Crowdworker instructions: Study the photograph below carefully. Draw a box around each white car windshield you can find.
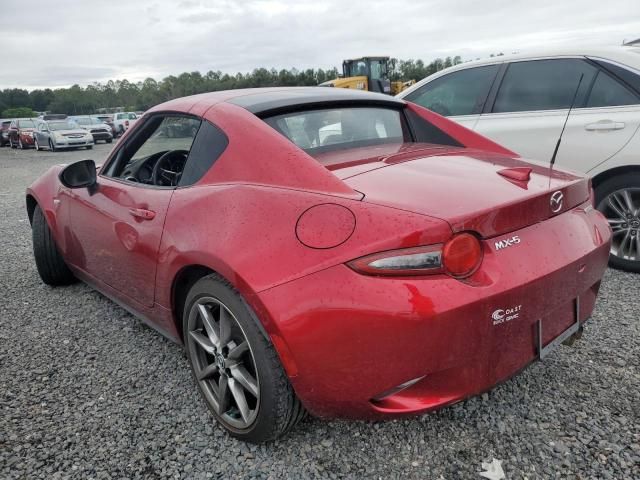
[49,121,76,131]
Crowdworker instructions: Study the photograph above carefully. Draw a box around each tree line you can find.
[0,56,462,118]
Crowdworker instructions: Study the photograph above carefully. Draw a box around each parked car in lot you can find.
[26,87,611,443]
[398,45,640,272]
[33,119,94,151]
[161,116,200,137]
[112,111,139,136]
[95,115,117,137]
[8,118,38,149]
[0,119,11,146]
[69,116,113,143]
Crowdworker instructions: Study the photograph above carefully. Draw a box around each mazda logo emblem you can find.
[550,191,564,213]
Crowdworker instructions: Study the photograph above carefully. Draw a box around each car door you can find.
[473,58,640,170]
[555,62,640,173]
[8,120,17,143]
[35,122,48,144]
[402,64,501,130]
[64,113,202,307]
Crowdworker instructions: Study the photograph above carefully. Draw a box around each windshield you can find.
[49,121,76,131]
[263,107,405,155]
[75,118,92,125]
[18,119,36,128]
[369,60,387,80]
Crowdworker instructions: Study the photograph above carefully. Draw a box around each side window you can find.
[586,71,640,108]
[493,59,597,113]
[179,121,229,187]
[103,115,201,186]
[404,65,500,117]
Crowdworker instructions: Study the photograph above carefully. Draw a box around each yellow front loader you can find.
[319,56,414,95]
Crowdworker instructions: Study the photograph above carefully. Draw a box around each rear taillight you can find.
[347,233,483,278]
[442,233,483,278]
[347,245,443,276]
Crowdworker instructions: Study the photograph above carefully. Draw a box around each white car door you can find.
[556,68,640,173]
[474,58,640,170]
[402,64,501,130]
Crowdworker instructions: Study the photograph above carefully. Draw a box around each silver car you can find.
[34,120,94,151]
[69,116,113,144]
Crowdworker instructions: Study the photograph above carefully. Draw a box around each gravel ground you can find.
[0,144,639,480]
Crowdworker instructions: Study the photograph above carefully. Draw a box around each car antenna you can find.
[550,73,584,169]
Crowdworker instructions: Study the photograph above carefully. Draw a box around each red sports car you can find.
[27,87,611,443]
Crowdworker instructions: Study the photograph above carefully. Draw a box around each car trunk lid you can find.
[328,145,590,238]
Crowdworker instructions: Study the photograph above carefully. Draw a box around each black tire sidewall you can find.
[31,205,75,285]
[595,172,640,273]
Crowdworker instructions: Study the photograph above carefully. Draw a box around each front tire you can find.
[595,173,640,273]
[48,139,56,152]
[183,274,305,443]
[32,205,76,285]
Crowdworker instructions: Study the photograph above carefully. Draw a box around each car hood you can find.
[332,145,590,238]
[52,129,90,135]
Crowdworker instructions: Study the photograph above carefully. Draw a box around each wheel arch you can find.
[170,264,270,340]
[170,263,297,375]
[591,165,640,193]
[171,264,216,342]
[26,194,38,225]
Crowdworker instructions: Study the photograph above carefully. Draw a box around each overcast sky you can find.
[1,0,639,90]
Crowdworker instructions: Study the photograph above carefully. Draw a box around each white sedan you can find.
[398,45,640,273]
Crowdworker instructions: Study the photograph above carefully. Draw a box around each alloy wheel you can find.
[598,188,640,262]
[186,296,260,430]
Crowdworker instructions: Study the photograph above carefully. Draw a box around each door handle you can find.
[128,208,156,220]
[585,120,625,131]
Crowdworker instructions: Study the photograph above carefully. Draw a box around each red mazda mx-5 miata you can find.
[27,87,611,442]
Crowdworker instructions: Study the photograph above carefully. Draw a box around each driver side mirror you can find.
[59,159,98,192]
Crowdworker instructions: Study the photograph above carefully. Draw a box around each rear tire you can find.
[183,274,305,443]
[595,173,640,273]
[32,205,76,286]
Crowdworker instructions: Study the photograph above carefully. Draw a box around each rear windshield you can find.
[263,107,406,154]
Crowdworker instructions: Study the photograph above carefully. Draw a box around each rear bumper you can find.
[255,204,611,419]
